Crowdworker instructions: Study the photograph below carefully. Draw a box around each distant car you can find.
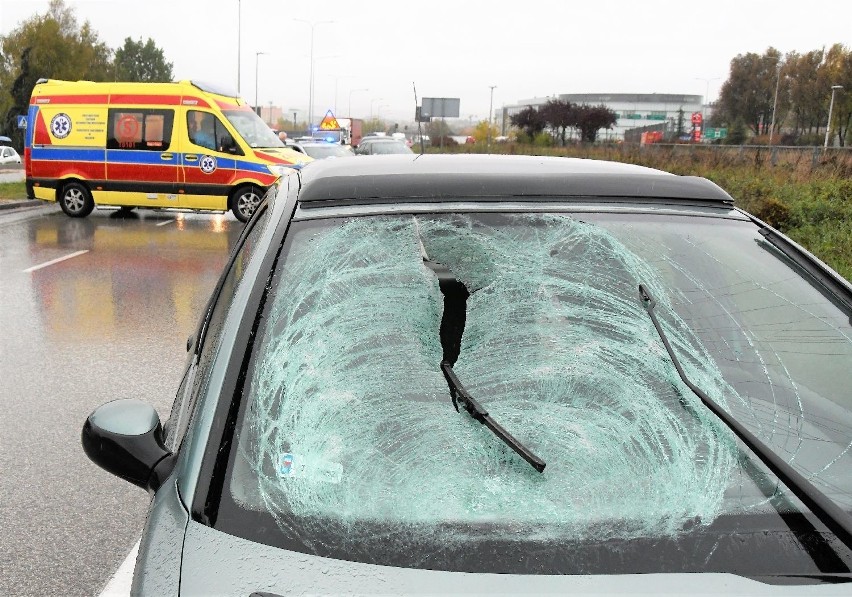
[83,154,852,594]
[0,146,21,165]
[286,141,355,160]
[354,137,414,155]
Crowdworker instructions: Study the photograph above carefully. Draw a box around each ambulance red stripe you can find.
[31,94,211,108]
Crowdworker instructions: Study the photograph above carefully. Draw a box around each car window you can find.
[163,205,271,450]
[213,210,852,576]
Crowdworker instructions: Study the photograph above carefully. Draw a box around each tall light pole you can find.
[348,88,368,117]
[236,0,241,94]
[768,61,783,147]
[254,51,267,114]
[293,19,335,130]
[487,85,497,152]
[824,85,844,149]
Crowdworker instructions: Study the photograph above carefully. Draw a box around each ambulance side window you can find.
[107,109,174,151]
[187,110,243,155]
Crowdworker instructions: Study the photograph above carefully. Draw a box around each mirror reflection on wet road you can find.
[0,204,242,596]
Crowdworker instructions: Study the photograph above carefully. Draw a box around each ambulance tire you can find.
[59,182,95,218]
[230,185,263,223]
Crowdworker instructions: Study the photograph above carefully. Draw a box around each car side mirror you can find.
[81,399,175,493]
[219,134,240,155]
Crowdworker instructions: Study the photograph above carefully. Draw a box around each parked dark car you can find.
[354,136,414,155]
[84,154,852,594]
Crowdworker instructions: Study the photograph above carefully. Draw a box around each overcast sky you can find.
[1,0,849,125]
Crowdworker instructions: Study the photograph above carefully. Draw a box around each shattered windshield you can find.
[215,211,852,576]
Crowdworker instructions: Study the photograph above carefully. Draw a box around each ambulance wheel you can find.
[230,186,263,222]
[59,182,94,218]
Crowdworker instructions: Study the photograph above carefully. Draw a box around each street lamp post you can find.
[348,88,368,117]
[254,51,268,114]
[824,85,844,149]
[487,85,497,152]
[769,61,783,147]
[293,19,335,129]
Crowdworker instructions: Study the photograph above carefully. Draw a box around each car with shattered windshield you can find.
[83,155,852,594]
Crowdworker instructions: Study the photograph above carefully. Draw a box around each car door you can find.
[179,110,238,211]
[105,108,179,206]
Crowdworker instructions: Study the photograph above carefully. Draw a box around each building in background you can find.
[501,93,707,141]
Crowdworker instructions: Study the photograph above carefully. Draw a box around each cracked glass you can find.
[214,210,852,575]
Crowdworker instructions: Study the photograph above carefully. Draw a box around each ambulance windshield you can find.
[224,110,285,149]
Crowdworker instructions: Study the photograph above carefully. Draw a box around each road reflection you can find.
[27,211,241,341]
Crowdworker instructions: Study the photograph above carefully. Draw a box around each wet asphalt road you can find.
[0,203,242,596]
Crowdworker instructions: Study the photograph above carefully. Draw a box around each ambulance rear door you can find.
[179,109,237,211]
[105,106,179,207]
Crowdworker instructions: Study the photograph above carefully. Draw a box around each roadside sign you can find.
[703,127,728,139]
[17,115,27,129]
[319,110,340,130]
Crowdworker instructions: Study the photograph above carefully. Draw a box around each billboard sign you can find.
[421,97,460,119]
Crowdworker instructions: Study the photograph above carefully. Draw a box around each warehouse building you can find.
[501,93,706,141]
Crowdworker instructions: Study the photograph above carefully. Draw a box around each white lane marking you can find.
[99,539,139,597]
[22,249,89,273]
[156,218,175,227]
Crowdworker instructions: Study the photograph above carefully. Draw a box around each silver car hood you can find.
[178,521,850,596]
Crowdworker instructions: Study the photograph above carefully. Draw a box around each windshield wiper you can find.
[441,361,546,473]
[639,284,852,550]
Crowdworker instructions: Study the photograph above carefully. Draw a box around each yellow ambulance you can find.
[24,79,311,221]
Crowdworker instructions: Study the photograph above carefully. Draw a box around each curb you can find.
[0,199,43,211]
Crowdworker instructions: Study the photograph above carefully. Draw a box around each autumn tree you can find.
[0,0,112,143]
[540,99,577,145]
[575,104,617,143]
[821,43,852,147]
[473,119,498,144]
[114,37,174,82]
[510,106,546,140]
[715,48,783,135]
[786,49,826,137]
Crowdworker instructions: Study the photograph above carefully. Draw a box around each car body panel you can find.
[178,522,852,595]
[130,480,186,595]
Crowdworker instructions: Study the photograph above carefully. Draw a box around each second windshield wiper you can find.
[639,283,852,551]
[441,361,546,473]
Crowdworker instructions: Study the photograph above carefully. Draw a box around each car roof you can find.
[295,154,735,207]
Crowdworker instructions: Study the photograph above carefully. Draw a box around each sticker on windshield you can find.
[278,453,342,484]
[50,113,72,139]
[199,155,217,174]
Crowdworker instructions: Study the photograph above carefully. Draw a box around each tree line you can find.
[0,0,173,148]
[510,100,618,144]
[713,44,851,146]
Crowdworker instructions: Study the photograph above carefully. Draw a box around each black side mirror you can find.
[219,134,240,155]
[82,399,175,493]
